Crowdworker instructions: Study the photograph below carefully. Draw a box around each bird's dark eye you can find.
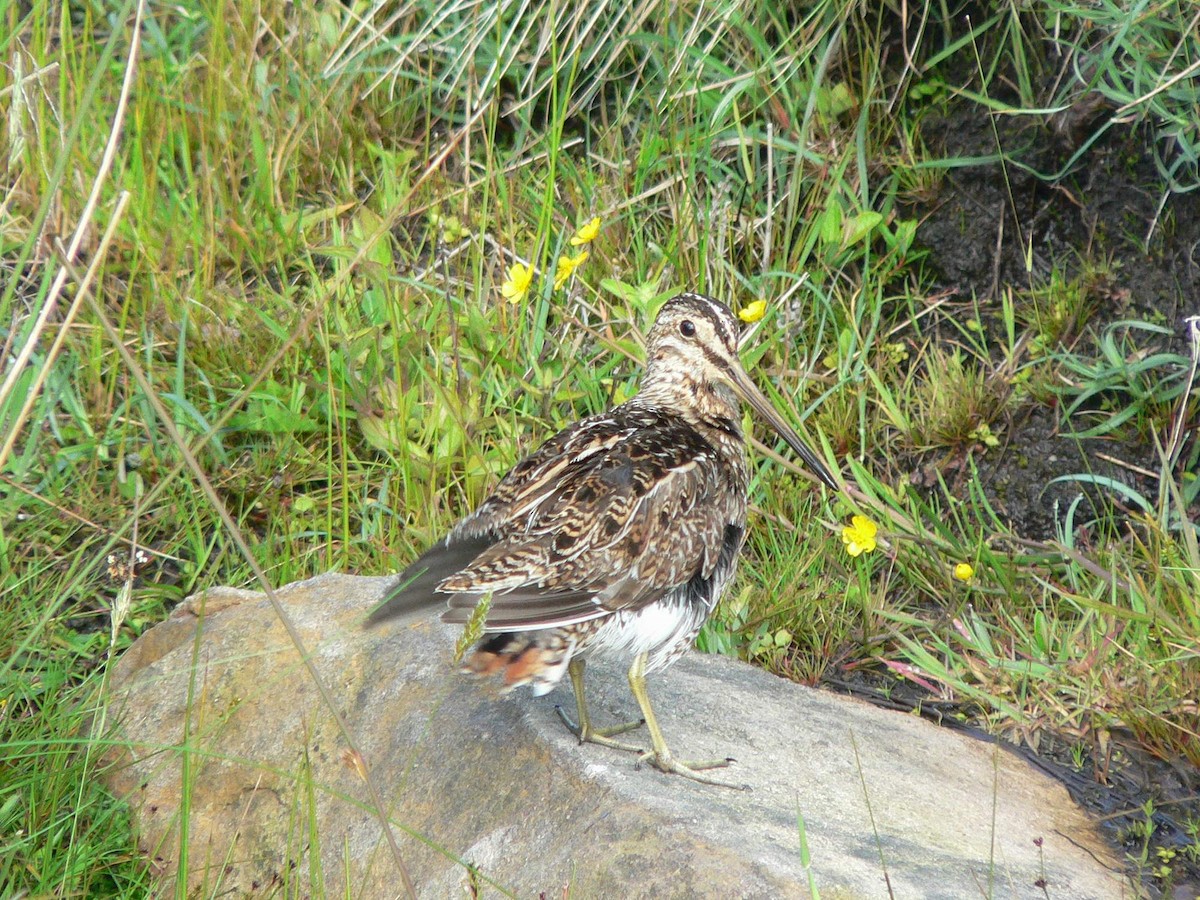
[679,319,696,337]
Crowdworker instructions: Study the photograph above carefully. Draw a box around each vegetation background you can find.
[1,0,1197,894]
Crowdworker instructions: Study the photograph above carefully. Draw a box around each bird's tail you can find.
[461,631,576,696]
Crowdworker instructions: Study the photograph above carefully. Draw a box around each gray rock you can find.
[104,573,1131,897]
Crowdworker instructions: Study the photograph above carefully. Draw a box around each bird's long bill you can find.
[727,364,839,491]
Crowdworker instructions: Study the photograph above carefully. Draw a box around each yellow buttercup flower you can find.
[554,251,588,290]
[738,300,767,323]
[841,515,878,557]
[953,562,975,582]
[570,217,601,246]
[500,261,534,303]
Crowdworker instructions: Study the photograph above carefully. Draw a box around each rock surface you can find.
[104,573,1131,897]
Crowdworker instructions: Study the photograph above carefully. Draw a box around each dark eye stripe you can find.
[675,292,735,348]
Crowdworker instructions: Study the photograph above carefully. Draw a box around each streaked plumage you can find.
[372,292,837,785]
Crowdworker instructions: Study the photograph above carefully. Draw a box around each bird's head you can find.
[641,292,838,491]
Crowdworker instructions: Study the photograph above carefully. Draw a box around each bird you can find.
[371,292,838,786]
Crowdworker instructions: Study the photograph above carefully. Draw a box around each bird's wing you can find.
[368,411,643,624]
[371,405,741,632]
[440,411,738,631]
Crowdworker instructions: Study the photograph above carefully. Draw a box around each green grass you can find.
[2,0,1198,894]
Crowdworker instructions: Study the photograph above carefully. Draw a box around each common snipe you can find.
[372,292,837,786]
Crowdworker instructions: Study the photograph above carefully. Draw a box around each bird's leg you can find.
[627,652,747,789]
[555,657,645,751]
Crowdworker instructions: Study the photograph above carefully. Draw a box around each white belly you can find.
[584,594,708,672]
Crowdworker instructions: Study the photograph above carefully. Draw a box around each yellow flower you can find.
[500,261,533,303]
[570,217,601,246]
[553,250,588,290]
[738,300,767,323]
[953,562,975,582]
[841,515,878,558]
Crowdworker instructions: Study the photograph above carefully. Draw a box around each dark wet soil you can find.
[915,97,1199,329]
[913,98,1198,541]
[875,58,1200,896]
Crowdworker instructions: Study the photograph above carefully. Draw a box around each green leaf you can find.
[842,211,883,245]
[817,203,843,246]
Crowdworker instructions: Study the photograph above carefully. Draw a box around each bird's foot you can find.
[637,749,749,790]
[555,706,646,753]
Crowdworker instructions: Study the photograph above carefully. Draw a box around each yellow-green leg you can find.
[627,652,747,789]
[555,658,644,751]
